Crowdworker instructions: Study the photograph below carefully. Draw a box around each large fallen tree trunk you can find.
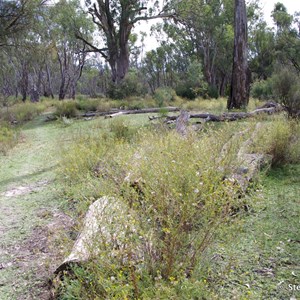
[54,196,143,275]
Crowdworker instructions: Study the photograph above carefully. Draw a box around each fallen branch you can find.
[80,107,180,119]
[163,101,284,123]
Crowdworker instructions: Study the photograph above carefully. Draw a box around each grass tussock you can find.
[0,123,19,155]
[251,117,300,166]
[1,102,46,124]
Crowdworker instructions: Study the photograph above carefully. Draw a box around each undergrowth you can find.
[0,122,19,155]
[56,115,300,299]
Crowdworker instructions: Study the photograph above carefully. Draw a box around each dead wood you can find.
[80,107,180,119]
[176,110,190,136]
[54,196,143,275]
[162,102,284,123]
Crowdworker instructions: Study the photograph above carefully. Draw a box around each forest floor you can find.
[0,114,73,300]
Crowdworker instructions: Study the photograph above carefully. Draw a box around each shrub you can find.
[109,118,132,141]
[176,61,208,100]
[107,71,147,99]
[57,122,255,298]
[271,67,300,118]
[1,102,45,124]
[75,98,101,112]
[251,78,273,100]
[251,117,300,166]
[54,101,78,118]
[153,87,177,107]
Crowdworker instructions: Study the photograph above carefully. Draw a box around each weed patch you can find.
[0,123,19,154]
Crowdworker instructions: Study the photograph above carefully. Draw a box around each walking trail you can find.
[0,115,73,300]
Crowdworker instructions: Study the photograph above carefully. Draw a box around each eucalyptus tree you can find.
[271,3,300,73]
[0,0,37,47]
[76,0,174,84]
[160,0,235,97]
[47,0,94,99]
[249,21,275,80]
[227,0,249,109]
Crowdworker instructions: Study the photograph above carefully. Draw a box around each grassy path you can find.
[208,165,300,299]
[0,115,70,300]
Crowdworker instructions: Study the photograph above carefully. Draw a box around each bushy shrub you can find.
[153,87,177,107]
[109,118,133,141]
[75,98,101,112]
[176,61,208,100]
[107,71,147,99]
[251,78,273,100]
[251,117,300,166]
[54,101,78,118]
[272,67,300,118]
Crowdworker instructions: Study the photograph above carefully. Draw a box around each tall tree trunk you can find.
[227,0,249,109]
[20,63,28,102]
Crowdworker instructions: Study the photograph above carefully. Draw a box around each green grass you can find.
[200,165,300,299]
[0,114,72,299]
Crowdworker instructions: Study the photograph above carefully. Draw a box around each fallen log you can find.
[80,107,180,119]
[163,102,284,123]
[54,196,143,275]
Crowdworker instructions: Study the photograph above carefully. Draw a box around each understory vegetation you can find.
[0,95,299,298]
[54,107,299,299]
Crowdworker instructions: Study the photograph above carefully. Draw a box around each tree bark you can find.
[20,62,29,102]
[227,0,249,109]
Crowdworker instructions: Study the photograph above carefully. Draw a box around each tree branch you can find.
[75,33,108,59]
[131,12,175,24]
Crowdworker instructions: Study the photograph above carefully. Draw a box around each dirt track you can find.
[0,115,72,300]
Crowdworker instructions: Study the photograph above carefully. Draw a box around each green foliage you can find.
[153,87,176,107]
[109,118,134,141]
[57,121,258,299]
[54,101,78,118]
[182,97,226,113]
[1,102,45,124]
[75,98,101,112]
[176,61,208,99]
[251,117,300,166]
[251,78,273,100]
[0,123,18,155]
[271,67,300,118]
[107,71,147,100]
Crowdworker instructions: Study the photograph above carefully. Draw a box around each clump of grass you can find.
[0,123,19,154]
[108,118,133,141]
[183,98,227,113]
[76,98,103,112]
[1,102,46,124]
[54,101,78,118]
[182,97,264,113]
[251,117,300,166]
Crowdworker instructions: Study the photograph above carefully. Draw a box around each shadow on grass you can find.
[0,165,57,188]
[22,113,57,131]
